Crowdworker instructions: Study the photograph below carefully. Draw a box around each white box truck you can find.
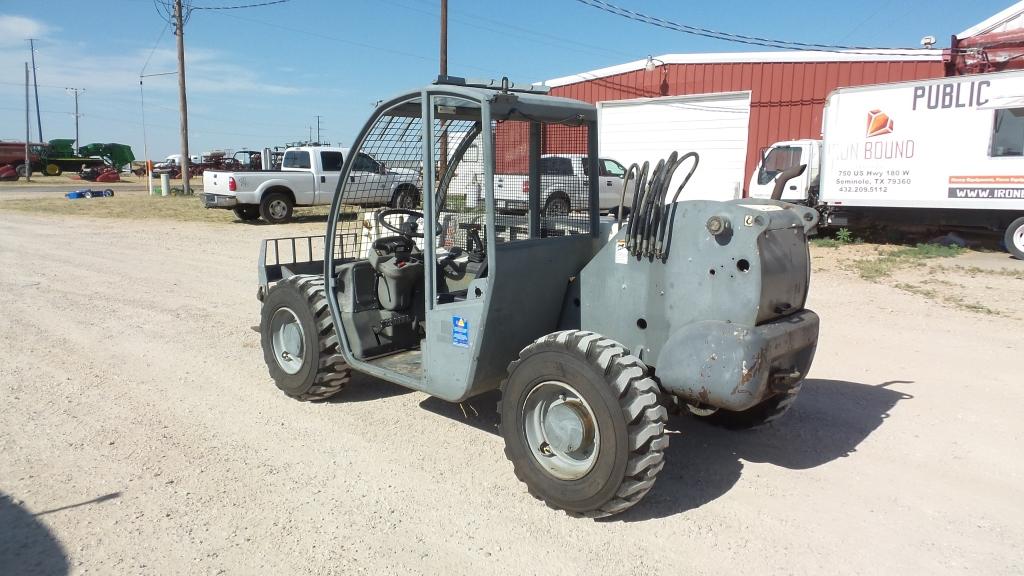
[749,70,1024,259]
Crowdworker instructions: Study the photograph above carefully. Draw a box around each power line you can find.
[140,21,171,76]
[572,0,959,55]
[192,0,291,9]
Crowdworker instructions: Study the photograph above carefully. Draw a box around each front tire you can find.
[233,205,260,221]
[259,191,293,224]
[500,330,668,518]
[260,275,350,401]
[1006,217,1024,260]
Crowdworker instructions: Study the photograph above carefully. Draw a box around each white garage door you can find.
[598,91,751,202]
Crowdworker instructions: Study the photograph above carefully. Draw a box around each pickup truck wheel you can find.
[500,330,669,518]
[260,275,350,401]
[1006,217,1024,260]
[260,192,293,224]
[233,205,260,221]
[391,186,418,209]
[543,195,570,217]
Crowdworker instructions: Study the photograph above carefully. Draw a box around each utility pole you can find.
[29,39,42,143]
[24,63,31,182]
[174,0,192,195]
[438,0,448,179]
[66,87,84,155]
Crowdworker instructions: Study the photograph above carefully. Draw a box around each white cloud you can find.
[0,15,52,47]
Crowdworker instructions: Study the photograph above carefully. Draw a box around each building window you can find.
[990,108,1024,157]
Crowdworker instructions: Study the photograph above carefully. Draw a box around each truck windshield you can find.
[283,151,311,169]
[758,146,802,185]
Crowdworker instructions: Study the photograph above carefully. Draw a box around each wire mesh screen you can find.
[334,106,430,258]
[539,123,591,236]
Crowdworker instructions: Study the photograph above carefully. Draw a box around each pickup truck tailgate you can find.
[203,171,234,194]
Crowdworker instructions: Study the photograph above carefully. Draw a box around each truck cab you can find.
[748,139,820,203]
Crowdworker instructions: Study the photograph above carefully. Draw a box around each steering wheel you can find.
[375,208,440,238]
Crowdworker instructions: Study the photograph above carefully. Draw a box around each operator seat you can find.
[368,236,424,311]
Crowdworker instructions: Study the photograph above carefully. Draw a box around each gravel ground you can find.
[1,212,1022,576]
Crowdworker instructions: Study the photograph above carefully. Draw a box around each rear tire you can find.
[391,185,419,209]
[233,205,260,221]
[259,191,293,224]
[500,330,668,518]
[1006,217,1024,260]
[543,194,570,217]
[45,164,62,176]
[260,275,350,401]
[693,382,802,430]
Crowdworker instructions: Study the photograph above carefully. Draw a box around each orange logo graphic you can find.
[866,109,894,137]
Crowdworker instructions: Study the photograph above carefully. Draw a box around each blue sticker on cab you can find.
[452,316,470,348]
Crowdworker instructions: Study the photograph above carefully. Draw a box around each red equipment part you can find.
[0,164,18,181]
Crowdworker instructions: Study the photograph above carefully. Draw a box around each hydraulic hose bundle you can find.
[616,151,699,263]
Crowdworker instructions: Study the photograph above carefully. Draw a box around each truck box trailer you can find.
[749,70,1024,258]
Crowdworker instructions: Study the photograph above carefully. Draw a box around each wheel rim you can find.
[522,380,600,480]
[1014,224,1024,252]
[546,198,569,216]
[269,199,288,220]
[270,307,305,375]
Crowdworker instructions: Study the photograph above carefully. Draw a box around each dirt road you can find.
[1,212,1022,575]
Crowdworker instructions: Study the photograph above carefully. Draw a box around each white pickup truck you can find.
[202,146,421,224]
[493,154,634,215]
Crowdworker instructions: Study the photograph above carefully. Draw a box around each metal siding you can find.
[550,59,945,191]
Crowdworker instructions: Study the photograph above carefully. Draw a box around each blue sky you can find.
[0,0,1009,160]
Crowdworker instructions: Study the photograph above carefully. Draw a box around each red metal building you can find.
[545,51,945,194]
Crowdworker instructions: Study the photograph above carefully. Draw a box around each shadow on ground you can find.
[321,372,912,521]
[0,491,70,576]
[615,379,913,521]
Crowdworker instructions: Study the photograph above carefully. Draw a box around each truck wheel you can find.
[260,274,350,401]
[391,185,418,209]
[15,164,29,178]
[260,192,293,224]
[233,205,260,221]
[1006,217,1024,260]
[543,194,570,217]
[500,330,669,518]
[692,382,802,430]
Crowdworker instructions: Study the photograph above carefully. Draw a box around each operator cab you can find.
[323,77,601,401]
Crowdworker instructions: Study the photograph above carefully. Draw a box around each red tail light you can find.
[521,180,529,195]
[228,177,237,191]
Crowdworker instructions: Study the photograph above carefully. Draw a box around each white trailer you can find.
[749,70,1024,258]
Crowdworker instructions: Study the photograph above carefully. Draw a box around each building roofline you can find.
[958,1,1024,38]
[543,50,943,88]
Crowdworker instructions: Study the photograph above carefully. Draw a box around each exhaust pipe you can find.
[770,164,807,201]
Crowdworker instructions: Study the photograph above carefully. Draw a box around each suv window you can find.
[320,151,343,171]
[990,108,1024,157]
[600,159,625,177]
[758,146,802,185]
[353,153,379,173]
[283,150,311,169]
[539,156,574,176]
